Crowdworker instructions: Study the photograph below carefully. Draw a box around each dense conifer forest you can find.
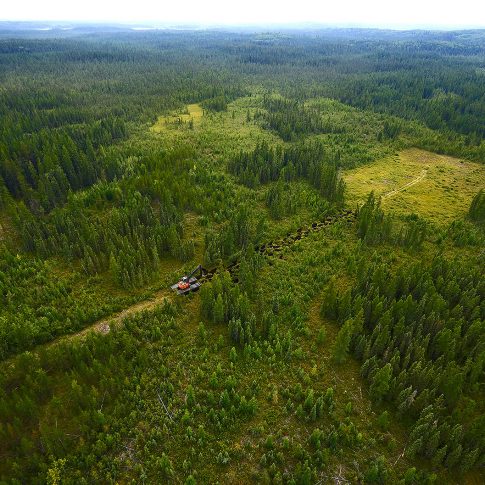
[0,24,484,484]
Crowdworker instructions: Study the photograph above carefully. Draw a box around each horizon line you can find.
[1,20,485,32]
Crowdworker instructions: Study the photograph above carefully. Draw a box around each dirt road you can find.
[382,169,428,199]
[72,289,174,338]
[2,209,356,363]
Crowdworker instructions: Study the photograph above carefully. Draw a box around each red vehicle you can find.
[171,265,205,295]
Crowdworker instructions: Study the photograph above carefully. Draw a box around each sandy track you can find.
[382,169,428,199]
[0,291,175,370]
[71,289,173,339]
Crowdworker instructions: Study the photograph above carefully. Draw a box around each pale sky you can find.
[1,0,485,29]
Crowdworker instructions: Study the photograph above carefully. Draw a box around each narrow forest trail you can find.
[67,209,356,342]
[2,209,356,365]
[0,291,176,370]
[71,289,174,338]
[382,169,428,199]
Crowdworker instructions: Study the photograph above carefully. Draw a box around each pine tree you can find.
[459,448,479,474]
[186,385,196,409]
[361,356,378,379]
[157,453,174,478]
[424,430,440,458]
[397,386,416,416]
[303,389,314,412]
[200,283,214,320]
[151,241,160,269]
[109,252,120,283]
[332,318,353,364]
[406,437,423,459]
[439,362,464,408]
[320,281,337,319]
[468,189,485,224]
[213,294,225,324]
[369,363,392,403]
[444,444,462,468]
[316,327,326,346]
[431,445,447,466]
[403,467,417,484]
[377,411,390,430]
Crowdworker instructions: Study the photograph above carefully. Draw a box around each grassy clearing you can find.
[148,95,284,157]
[344,148,485,224]
[151,103,204,133]
[147,93,393,169]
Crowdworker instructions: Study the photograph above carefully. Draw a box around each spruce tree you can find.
[213,294,225,325]
[332,318,353,364]
[468,189,485,224]
[369,363,392,403]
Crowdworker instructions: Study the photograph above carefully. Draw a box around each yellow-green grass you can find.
[0,211,21,247]
[0,216,10,242]
[151,103,204,133]
[147,95,282,155]
[345,148,485,225]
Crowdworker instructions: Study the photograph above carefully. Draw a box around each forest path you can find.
[382,169,428,199]
[2,209,356,364]
[69,289,174,340]
[0,289,176,370]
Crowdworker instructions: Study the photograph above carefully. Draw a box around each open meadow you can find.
[345,148,485,224]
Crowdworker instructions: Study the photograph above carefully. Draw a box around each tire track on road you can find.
[382,169,428,199]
